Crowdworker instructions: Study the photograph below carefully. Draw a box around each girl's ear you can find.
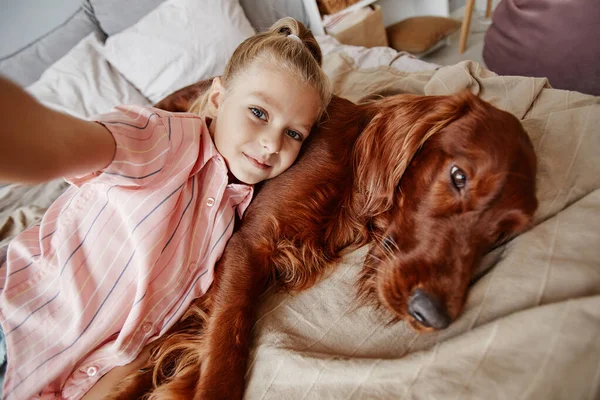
[206,77,225,118]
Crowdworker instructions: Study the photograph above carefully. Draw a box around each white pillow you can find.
[103,0,256,104]
[27,33,150,119]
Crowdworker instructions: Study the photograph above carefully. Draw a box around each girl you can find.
[0,18,331,399]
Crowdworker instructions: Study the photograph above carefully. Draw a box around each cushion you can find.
[386,16,461,56]
[85,0,165,36]
[483,0,600,96]
[325,5,388,49]
[103,0,256,104]
[0,7,105,86]
[27,33,149,119]
[87,0,312,36]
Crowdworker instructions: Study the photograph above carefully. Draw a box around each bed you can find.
[1,1,599,399]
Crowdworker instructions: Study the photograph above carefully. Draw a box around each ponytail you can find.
[189,17,331,119]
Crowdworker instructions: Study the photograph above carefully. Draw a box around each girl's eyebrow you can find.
[249,91,277,109]
[249,91,312,132]
[297,122,312,132]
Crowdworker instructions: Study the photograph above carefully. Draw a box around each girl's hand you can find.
[0,76,116,184]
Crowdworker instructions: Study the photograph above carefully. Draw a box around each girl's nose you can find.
[259,130,283,154]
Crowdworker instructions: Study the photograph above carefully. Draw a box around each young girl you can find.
[0,18,331,399]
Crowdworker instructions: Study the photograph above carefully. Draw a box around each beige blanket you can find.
[1,54,598,400]
[243,55,600,399]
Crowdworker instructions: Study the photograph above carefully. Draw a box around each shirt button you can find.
[206,197,215,207]
[142,322,152,333]
[87,366,98,377]
[188,262,197,272]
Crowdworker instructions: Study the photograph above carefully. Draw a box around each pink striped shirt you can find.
[0,105,253,399]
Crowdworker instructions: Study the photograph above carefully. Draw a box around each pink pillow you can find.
[483,0,600,96]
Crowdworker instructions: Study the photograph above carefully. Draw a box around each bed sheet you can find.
[242,54,600,400]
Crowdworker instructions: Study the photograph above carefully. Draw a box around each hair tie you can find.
[287,34,302,43]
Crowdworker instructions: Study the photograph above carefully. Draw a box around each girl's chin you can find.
[229,168,262,185]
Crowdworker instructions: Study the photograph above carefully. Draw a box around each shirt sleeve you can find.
[66,105,204,188]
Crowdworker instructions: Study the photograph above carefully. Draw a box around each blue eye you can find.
[250,107,266,120]
[286,130,303,141]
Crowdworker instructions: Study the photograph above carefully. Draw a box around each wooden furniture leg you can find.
[459,0,476,54]
[486,0,493,18]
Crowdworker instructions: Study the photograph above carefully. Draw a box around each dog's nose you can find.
[408,289,451,330]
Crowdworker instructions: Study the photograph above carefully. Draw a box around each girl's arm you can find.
[0,76,116,184]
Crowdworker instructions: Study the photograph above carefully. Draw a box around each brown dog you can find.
[108,83,538,399]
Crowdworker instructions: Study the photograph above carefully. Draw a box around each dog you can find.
[108,82,538,399]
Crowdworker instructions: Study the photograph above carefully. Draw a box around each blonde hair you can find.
[189,17,331,120]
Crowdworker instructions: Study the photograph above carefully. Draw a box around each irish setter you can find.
[108,82,538,399]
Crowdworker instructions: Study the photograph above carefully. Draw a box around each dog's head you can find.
[355,91,538,331]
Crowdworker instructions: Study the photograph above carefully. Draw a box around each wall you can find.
[450,0,465,11]
[450,0,502,16]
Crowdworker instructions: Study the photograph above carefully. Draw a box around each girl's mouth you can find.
[244,153,271,170]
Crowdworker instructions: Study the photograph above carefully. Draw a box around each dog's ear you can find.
[353,91,474,219]
[154,78,215,112]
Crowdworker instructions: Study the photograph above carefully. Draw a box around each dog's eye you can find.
[494,231,511,247]
[450,166,467,189]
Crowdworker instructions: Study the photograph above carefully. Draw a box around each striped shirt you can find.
[0,105,253,399]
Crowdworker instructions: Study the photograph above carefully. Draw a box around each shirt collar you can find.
[194,117,254,217]
[190,117,221,176]
[229,184,254,218]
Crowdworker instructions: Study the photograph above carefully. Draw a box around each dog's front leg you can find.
[194,235,271,400]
